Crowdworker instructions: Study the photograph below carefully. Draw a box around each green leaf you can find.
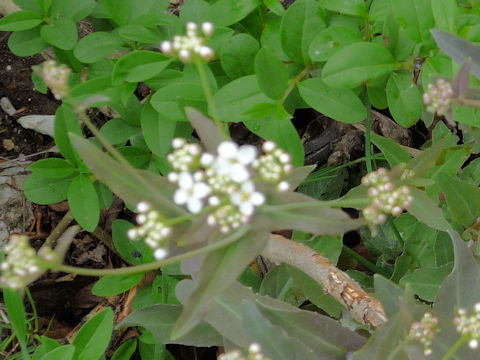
[14,0,42,13]
[116,146,151,168]
[408,187,451,231]
[208,0,261,27]
[399,265,452,302]
[391,0,434,45]
[244,103,304,166]
[373,275,402,318]
[112,50,171,84]
[435,230,480,317]
[111,339,136,360]
[369,0,391,22]
[431,29,480,80]
[54,104,82,165]
[67,174,100,232]
[40,17,77,50]
[255,191,365,234]
[118,304,222,346]
[289,265,343,318]
[74,32,124,64]
[261,13,289,61]
[322,42,396,89]
[407,137,451,178]
[214,75,272,123]
[185,107,223,153]
[263,0,284,15]
[309,26,362,62]
[99,0,131,26]
[220,34,259,79]
[8,27,48,56]
[151,83,205,122]
[118,24,163,43]
[141,102,176,157]
[386,72,422,128]
[370,134,411,167]
[24,173,71,205]
[240,301,322,360]
[29,158,78,179]
[50,0,96,22]
[100,118,140,146]
[3,289,29,358]
[431,0,457,32]
[40,345,75,360]
[112,219,155,265]
[255,47,289,100]
[71,134,184,218]
[438,172,480,228]
[298,78,366,124]
[280,0,326,64]
[0,10,43,31]
[323,0,366,17]
[92,273,145,296]
[172,231,269,339]
[72,307,113,360]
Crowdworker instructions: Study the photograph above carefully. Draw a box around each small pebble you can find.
[2,139,15,151]
[0,97,17,116]
[6,65,11,71]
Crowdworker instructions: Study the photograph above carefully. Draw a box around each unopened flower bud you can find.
[201,22,214,37]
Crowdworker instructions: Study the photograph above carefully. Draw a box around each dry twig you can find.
[262,234,387,328]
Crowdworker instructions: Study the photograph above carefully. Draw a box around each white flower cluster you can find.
[160,22,215,63]
[0,235,57,289]
[423,78,455,116]
[408,312,439,356]
[34,60,71,100]
[167,139,293,234]
[252,141,293,192]
[361,168,413,226]
[127,202,171,260]
[454,303,480,350]
[219,343,270,360]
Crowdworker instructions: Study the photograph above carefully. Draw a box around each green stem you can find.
[279,66,311,104]
[39,226,249,277]
[24,288,38,334]
[365,98,373,173]
[342,245,389,276]
[442,335,469,360]
[43,211,74,248]
[194,58,226,138]
[262,197,369,212]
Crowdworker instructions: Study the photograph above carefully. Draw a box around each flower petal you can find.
[239,202,254,216]
[217,141,237,159]
[230,164,249,183]
[173,189,188,205]
[193,182,211,198]
[187,198,203,213]
[250,192,265,206]
[178,172,193,189]
[237,145,257,165]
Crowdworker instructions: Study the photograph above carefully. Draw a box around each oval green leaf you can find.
[280,0,326,64]
[40,17,78,50]
[386,72,422,128]
[322,42,396,89]
[92,273,145,296]
[255,47,289,100]
[220,33,259,79]
[67,174,100,232]
[0,10,43,31]
[309,26,362,62]
[74,32,124,63]
[298,78,366,124]
[72,307,113,360]
[112,50,172,84]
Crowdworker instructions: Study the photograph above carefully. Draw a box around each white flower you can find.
[173,172,211,213]
[154,248,168,260]
[214,141,257,183]
[201,22,214,37]
[230,181,265,216]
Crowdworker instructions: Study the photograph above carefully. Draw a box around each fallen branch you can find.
[261,234,387,329]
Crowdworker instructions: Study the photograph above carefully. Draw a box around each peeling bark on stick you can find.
[262,234,387,329]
